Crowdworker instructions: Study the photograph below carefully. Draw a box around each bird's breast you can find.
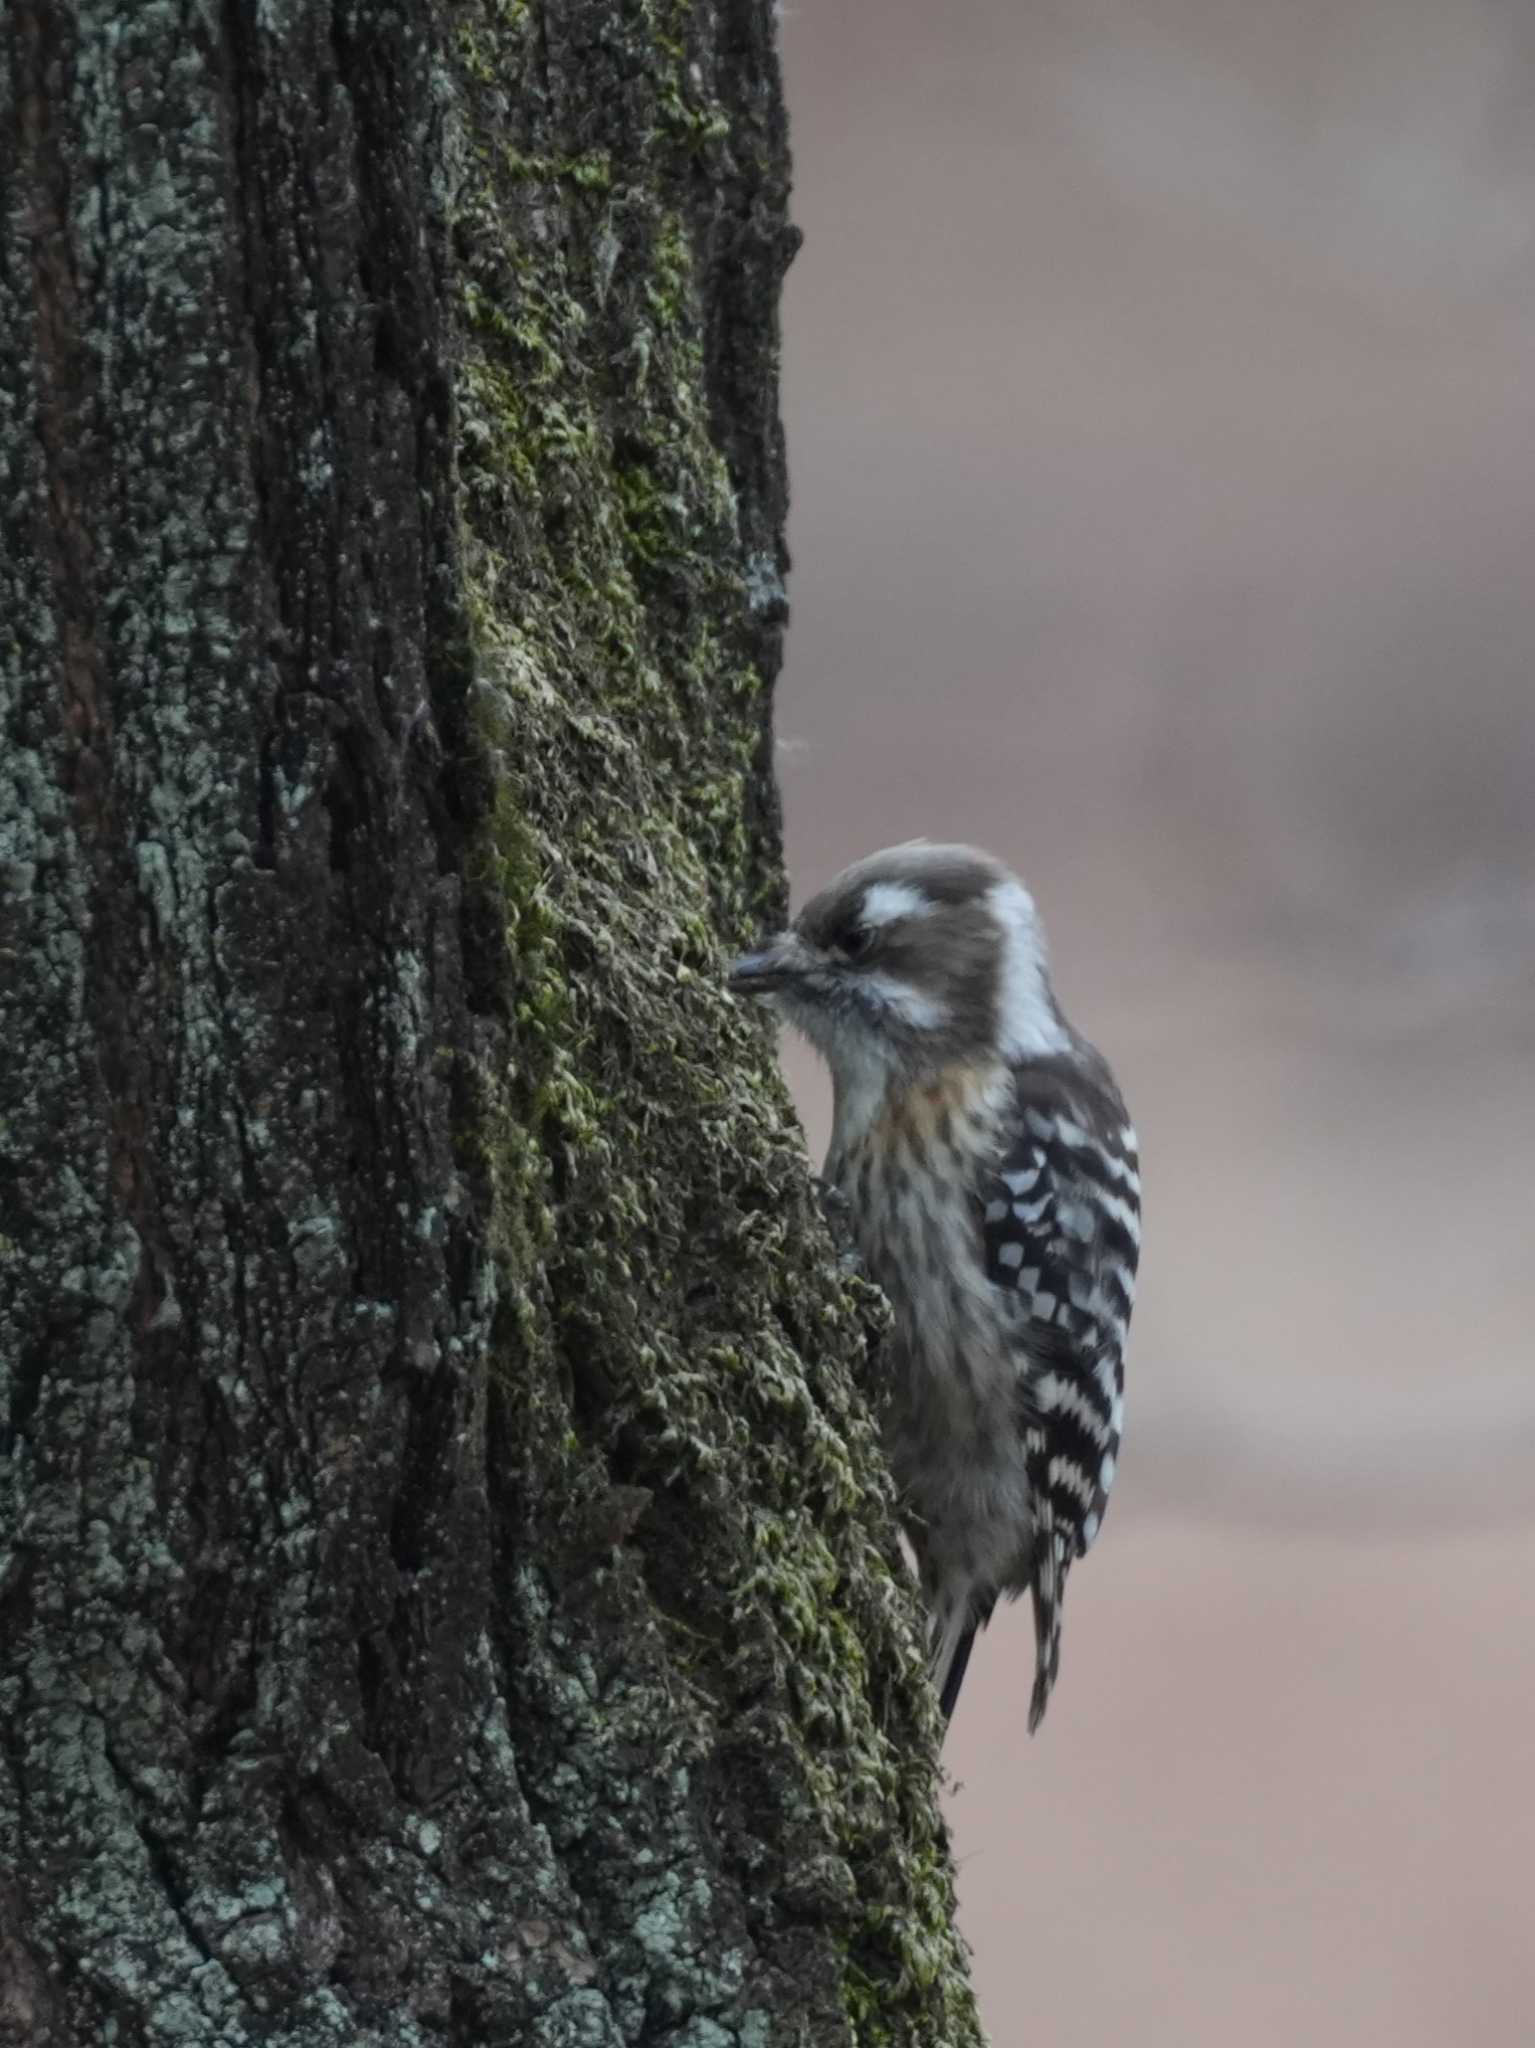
[830,1060,1015,1415]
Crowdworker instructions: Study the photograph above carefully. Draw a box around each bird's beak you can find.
[727,930,808,996]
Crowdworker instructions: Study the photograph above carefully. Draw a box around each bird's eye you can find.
[837,922,873,961]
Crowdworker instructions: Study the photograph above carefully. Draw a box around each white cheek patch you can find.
[987,877,1071,1059]
[861,972,950,1031]
[859,880,932,928]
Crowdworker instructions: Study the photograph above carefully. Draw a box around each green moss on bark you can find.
[448,5,984,2042]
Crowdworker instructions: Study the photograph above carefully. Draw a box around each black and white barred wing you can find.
[977,1061,1141,1724]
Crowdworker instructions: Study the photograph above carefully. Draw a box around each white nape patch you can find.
[862,972,949,1031]
[988,879,1071,1059]
[860,880,931,928]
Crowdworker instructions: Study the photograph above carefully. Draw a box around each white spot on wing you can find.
[1047,1457,1096,1505]
[1002,1165,1040,1195]
[1038,1372,1111,1439]
[995,1240,1025,1270]
[860,880,931,928]
[1096,1189,1141,1242]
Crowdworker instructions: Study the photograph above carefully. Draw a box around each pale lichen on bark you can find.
[0,3,985,2044]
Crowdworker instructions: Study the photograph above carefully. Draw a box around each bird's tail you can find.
[931,1590,994,1727]
[936,1618,977,1723]
[1028,1528,1071,1732]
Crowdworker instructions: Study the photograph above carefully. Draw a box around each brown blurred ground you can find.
[776,4,1535,2042]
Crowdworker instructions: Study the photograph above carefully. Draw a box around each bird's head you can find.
[729,843,1068,1093]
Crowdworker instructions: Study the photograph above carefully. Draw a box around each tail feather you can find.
[937,1620,978,1722]
[929,1525,1076,1734]
[1028,1530,1070,1732]
[930,1590,995,1728]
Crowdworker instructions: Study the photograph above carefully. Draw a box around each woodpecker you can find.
[729,843,1140,1731]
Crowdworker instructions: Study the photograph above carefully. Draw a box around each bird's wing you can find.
[974,1057,1141,1725]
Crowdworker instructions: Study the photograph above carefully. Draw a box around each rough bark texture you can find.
[0,5,984,2045]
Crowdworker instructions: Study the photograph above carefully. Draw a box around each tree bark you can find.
[0,5,984,2044]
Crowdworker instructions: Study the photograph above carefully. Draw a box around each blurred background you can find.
[775,4,1535,2043]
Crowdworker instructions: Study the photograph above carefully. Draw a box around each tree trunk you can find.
[0,4,983,2044]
